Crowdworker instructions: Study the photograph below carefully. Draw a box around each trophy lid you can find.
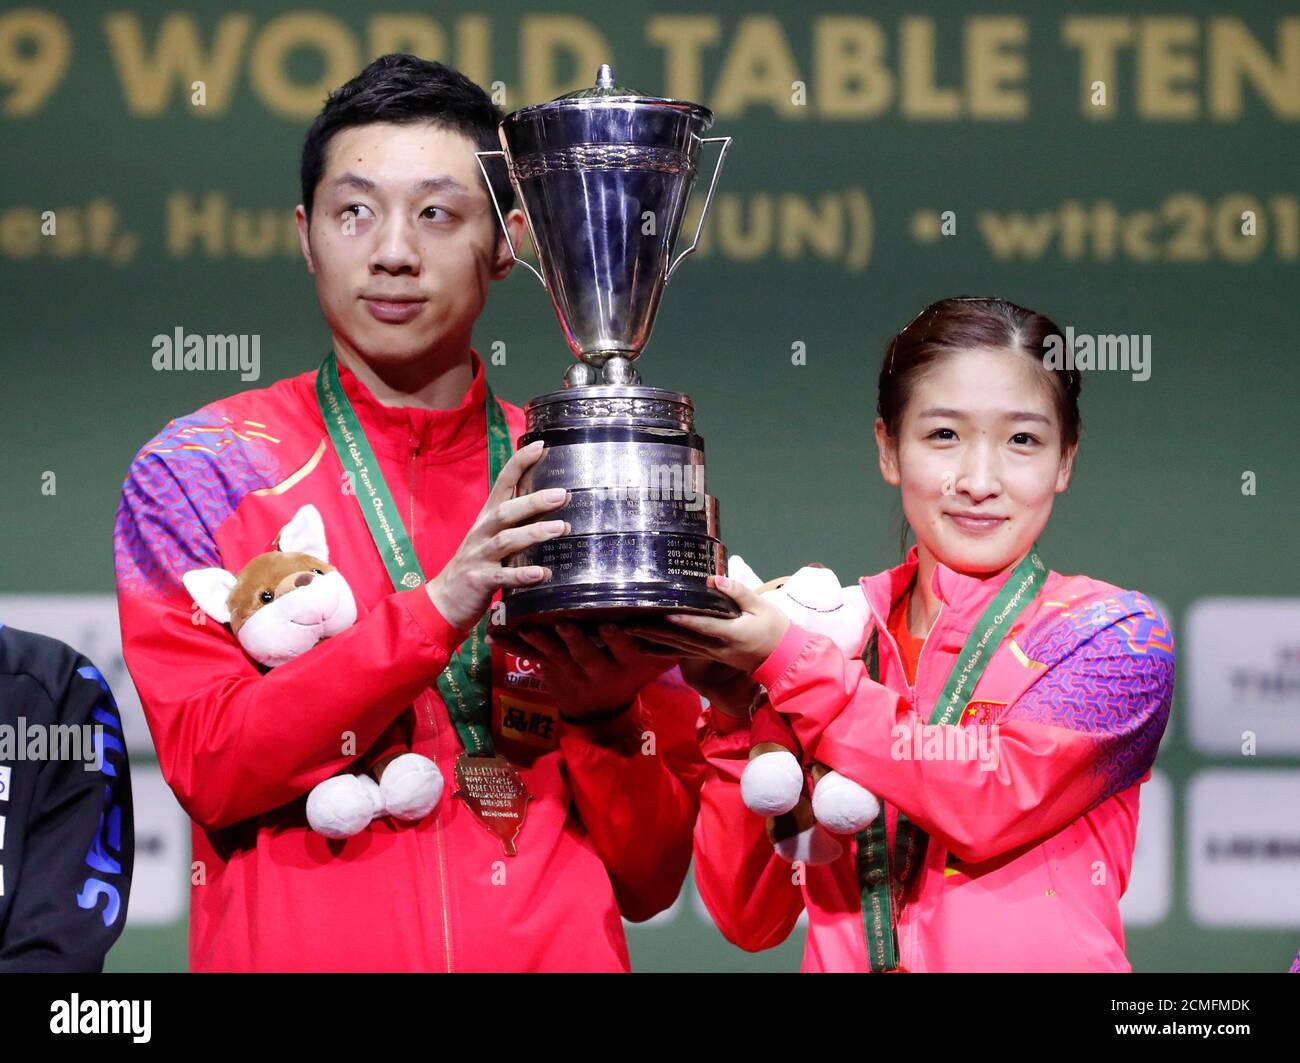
[553,64,645,100]
[507,64,713,125]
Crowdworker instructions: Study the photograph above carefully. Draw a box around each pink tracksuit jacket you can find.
[694,545,1175,972]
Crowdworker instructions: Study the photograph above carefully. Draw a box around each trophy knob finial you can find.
[564,362,599,388]
[595,64,614,88]
[601,356,640,386]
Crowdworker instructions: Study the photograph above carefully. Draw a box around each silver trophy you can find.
[477,65,736,628]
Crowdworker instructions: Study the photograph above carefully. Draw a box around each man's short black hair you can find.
[300,53,514,220]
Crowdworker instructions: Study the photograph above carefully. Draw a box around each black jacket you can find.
[0,622,133,971]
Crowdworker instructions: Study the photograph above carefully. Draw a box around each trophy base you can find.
[500,383,738,635]
[494,583,739,631]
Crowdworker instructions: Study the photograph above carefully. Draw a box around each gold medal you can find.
[453,753,531,856]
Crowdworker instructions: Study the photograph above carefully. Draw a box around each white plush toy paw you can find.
[740,750,804,816]
[306,773,385,839]
[304,755,445,838]
[728,553,882,839]
[379,753,444,821]
[810,770,881,835]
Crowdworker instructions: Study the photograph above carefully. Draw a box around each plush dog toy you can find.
[182,503,443,839]
[728,556,881,864]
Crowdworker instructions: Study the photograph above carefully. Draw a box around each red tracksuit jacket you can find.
[112,349,707,971]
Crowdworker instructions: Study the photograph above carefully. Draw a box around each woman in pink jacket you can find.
[629,295,1175,973]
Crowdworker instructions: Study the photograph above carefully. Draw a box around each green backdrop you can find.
[2,0,1297,972]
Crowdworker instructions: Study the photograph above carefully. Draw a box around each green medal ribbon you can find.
[855,546,1047,972]
[315,351,513,758]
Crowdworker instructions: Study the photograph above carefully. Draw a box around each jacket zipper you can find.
[870,587,943,705]
[909,600,943,705]
[409,428,454,974]
[419,690,455,973]
[865,584,944,970]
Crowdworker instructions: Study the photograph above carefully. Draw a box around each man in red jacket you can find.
[112,54,706,972]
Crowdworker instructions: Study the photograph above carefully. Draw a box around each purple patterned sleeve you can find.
[113,411,280,597]
[1006,591,1176,809]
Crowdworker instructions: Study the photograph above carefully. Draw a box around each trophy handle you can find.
[666,135,732,283]
[475,150,548,290]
